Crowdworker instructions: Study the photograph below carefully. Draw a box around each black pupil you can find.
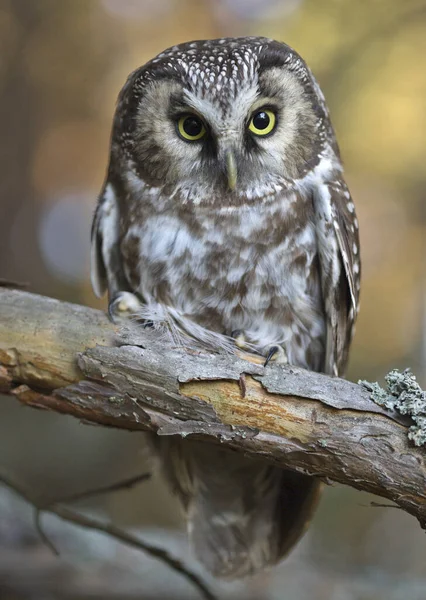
[183,116,203,137]
[252,111,270,130]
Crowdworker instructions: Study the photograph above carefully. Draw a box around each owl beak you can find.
[225,149,237,190]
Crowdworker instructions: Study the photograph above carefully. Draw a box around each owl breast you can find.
[121,189,326,371]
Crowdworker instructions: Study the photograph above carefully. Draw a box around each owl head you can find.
[110,37,336,206]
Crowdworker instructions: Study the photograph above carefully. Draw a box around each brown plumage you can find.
[91,37,360,578]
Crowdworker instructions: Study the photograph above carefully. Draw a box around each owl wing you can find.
[91,183,129,299]
[313,174,360,376]
[90,199,108,298]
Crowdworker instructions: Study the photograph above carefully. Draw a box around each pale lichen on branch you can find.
[360,368,426,446]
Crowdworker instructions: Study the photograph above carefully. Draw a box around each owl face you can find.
[113,38,331,206]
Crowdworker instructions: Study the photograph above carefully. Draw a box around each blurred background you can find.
[1,0,426,598]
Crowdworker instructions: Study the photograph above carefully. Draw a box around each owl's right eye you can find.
[177,115,206,141]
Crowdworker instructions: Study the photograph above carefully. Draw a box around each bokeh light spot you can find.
[38,193,92,284]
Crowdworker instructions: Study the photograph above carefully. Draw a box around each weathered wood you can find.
[0,288,425,528]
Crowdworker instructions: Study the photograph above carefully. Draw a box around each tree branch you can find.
[1,288,425,530]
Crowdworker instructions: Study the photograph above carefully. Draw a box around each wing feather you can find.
[90,201,107,298]
[90,183,124,299]
[314,174,361,376]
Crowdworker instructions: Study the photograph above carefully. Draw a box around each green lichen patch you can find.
[359,369,426,447]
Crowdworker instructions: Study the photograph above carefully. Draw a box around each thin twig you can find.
[0,472,217,600]
[44,506,216,600]
[34,507,60,555]
[35,472,152,560]
[0,277,29,289]
[43,472,151,506]
[370,501,403,510]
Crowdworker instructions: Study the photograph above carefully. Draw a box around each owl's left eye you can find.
[177,115,207,141]
[248,109,277,136]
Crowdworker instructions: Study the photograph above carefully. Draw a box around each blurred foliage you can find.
[0,0,426,598]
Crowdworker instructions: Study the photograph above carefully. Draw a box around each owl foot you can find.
[108,292,143,323]
[263,345,288,367]
[231,329,248,349]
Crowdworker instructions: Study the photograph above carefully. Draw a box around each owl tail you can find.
[153,438,321,579]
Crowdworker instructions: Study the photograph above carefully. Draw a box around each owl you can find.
[91,37,360,579]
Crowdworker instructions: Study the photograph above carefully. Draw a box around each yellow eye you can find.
[248,109,277,136]
[177,115,206,141]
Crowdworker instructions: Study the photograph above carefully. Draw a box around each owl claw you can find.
[264,345,288,367]
[108,292,142,323]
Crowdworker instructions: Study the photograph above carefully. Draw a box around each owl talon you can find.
[264,345,287,367]
[108,292,142,323]
[108,303,119,323]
